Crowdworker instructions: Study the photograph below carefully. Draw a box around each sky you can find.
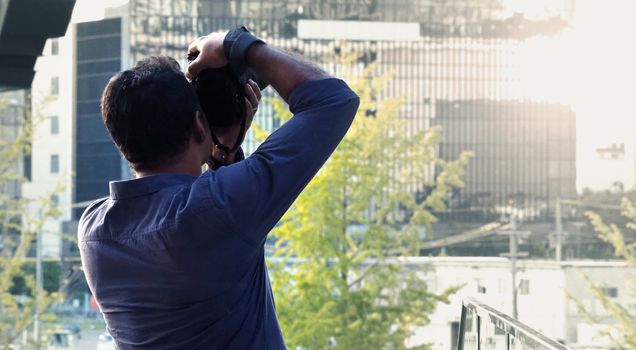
[502,0,636,190]
[71,0,636,191]
[562,0,636,190]
[71,0,127,23]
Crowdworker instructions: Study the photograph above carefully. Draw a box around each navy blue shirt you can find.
[78,78,359,350]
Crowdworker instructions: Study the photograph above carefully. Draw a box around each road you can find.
[76,330,103,350]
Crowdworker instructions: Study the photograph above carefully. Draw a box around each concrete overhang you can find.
[0,0,76,91]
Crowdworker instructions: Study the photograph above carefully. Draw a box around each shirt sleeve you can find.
[209,78,360,246]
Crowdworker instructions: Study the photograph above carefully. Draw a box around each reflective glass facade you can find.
[435,100,576,222]
[74,18,123,219]
[73,1,577,224]
[127,0,574,67]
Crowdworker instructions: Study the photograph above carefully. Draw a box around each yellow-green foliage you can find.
[263,52,471,349]
[583,199,636,349]
[0,98,64,349]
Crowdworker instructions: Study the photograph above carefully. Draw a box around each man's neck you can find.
[133,133,209,178]
[135,167,201,178]
[135,156,203,178]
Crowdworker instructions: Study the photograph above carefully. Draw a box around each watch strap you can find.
[223,26,264,81]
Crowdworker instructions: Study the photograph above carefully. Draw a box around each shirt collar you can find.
[109,173,197,200]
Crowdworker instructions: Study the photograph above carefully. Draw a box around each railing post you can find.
[477,315,481,350]
[461,298,571,350]
[506,333,511,350]
[457,304,467,350]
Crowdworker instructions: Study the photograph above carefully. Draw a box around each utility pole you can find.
[510,216,519,320]
[572,222,585,259]
[498,214,530,320]
[554,198,563,262]
[34,229,42,343]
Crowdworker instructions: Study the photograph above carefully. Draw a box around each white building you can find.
[23,32,76,259]
[404,257,634,349]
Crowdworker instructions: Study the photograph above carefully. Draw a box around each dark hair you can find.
[101,56,200,170]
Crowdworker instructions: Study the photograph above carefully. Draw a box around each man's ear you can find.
[192,111,209,143]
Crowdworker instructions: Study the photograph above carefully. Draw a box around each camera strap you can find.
[209,115,247,166]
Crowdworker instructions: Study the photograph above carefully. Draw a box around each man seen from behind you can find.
[78,28,360,349]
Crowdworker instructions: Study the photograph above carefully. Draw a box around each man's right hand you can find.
[188,27,328,102]
[186,32,228,80]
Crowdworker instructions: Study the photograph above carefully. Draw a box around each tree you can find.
[580,198,636,349]
[261,53,472,349]
[0,94,64,349]
[565,189,636,260]
[9,261,63,296]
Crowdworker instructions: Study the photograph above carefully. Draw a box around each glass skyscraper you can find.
[72,0,577,227]
[74,18,124,220]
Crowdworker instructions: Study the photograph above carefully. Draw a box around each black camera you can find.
[187,53,267,128]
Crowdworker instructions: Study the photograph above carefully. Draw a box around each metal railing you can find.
[457,298,571,350]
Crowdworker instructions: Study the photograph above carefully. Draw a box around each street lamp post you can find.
[34,229,42,343]
[498,213,530,320]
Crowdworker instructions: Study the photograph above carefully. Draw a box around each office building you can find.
[26,0,577,260]
[127,0,577,218]
[0,90,28,257]
[401,257,634,349]
[0,0,75,259]
[74,16,131,220]
[435,100,577,223]
[21,35,76,259]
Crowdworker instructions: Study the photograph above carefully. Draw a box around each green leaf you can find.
[262,47,469,350]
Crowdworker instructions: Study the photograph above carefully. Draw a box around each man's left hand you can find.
[209,79,261,163]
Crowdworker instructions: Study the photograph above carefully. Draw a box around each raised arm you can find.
[187,28,360,246]
[186,29,328,101]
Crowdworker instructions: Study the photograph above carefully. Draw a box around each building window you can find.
[519,279,530,295]
[51,77,59,96]
[477,285,487,294]
[50,116,59,134]
[50,154,59,173]
[23,154,32,181]
[51,194,59,205]
[602,287,618,298]
[51,39,59,55]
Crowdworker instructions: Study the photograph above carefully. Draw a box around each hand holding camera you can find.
[186,27,267,167]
